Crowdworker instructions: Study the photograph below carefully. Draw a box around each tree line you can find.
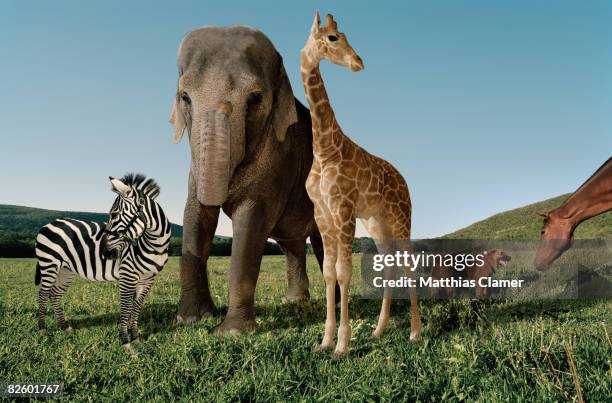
[0,205,375,258]
[0,234,374,258]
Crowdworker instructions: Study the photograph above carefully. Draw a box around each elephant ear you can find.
[271,53,298,143]
[169,94,186,144]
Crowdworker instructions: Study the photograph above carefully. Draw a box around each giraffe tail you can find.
[34,262,42,286]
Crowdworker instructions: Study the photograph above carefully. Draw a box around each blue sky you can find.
[1,1,610,238]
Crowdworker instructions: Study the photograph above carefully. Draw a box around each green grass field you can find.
[1,256,610,401]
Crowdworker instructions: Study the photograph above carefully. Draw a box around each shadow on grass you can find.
[419,297,605,337]
[68,302,179,335]
[482,298,604,323]
[255,296,607,337]
[62,295,606,339]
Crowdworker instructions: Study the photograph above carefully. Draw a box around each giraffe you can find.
[301,12,421,357]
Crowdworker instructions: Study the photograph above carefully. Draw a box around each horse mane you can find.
[573,157,611,194]
[551,157,611,214]
[120,173,161,200]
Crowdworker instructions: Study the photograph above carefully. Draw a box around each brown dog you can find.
[430,249,511,298]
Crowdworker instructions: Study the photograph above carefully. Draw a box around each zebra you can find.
[35,174,171,352]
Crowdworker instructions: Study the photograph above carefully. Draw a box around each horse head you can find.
[533,211,573,271]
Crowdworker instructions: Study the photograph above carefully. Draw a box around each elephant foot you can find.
[175,312,212,326]
[282,289,310,303]
[214,315,257,336]
[176,291,215,325]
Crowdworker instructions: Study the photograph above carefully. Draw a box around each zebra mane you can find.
[120,173,161,200]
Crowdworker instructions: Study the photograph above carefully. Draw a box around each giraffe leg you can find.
[362,218,396,339]
[129,278,155,345]
[405,265,422,341]
[316,232,338,352]
[334,240,354,358]
[49,266,75,332]
[371,239,397,339]
[311,229,340,302]
[372,259,395,339]
[332,204,356,358]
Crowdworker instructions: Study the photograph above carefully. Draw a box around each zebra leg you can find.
[118,278,137,350]
[37,264,59,334]
[38,286,51,334]
[49,267,76,332]
[129,278,155,345]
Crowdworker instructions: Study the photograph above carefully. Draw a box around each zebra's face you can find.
[103,178,148,258]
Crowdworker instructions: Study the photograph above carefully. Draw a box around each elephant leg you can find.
[177,182,220,324]
[216,203,269,335]
[278,239,310,303]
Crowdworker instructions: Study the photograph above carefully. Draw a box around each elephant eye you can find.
[247,92,263,105]
[328,35,338,42]
[180,92,191,105]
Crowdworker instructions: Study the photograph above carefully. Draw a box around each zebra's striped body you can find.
[36,219,123,282]
[35,174,170,350]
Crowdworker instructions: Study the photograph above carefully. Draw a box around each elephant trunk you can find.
[197,102,232,206]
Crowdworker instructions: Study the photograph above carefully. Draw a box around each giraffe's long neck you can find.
[301,52,339,160]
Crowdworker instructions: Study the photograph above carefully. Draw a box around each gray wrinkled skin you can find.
[171,26,329,334]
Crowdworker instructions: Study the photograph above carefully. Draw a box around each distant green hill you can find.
[0,204,184,237]
[0,204,182,257]
[0,204,281,257]
[444,194,612,240]
[2,194,610,257]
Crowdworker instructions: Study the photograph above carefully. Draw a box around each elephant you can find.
[170,26,328,334]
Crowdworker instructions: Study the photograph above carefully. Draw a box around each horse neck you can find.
[552,159,612,227]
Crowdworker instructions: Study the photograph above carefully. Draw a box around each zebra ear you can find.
[110,177,131,196]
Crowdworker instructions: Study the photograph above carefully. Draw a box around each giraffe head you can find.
[302,12,364,72]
